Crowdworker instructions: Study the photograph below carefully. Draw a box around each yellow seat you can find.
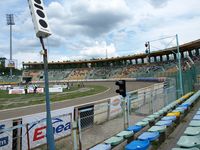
[176,99,181,104]
[167,112,181,117]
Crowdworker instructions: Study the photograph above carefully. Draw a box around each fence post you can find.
[107,99,111,121]
[73,108,78,150]
[26,124,31,150]
[78,112,82,150]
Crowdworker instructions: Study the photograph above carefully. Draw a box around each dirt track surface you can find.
[0,81,154,120]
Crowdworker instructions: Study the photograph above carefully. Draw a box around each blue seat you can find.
[155,120,172,126]
[193,115,200,120]
[138,131,159,141]
[127,125,142,132]
[125,140,150,150]
[161,116,176,121]
[89,143,111,150]
[177,106,187,110]
[180,104,190,108]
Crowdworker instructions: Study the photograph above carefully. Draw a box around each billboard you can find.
[22,107,73,150]
[109,96,122,119]
[4,59,17,68]
[0,120,13,149]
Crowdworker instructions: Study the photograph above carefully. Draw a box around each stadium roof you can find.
[23,39,200,65]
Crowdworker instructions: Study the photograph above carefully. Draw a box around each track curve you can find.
[0,81,154,120]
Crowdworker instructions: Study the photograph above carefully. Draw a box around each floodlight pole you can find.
[176,34,184,96]
[39,37,55,150]
[6,14,15,77]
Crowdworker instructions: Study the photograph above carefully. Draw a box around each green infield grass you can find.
[0,85,108,110]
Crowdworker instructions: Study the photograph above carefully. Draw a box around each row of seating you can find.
[173,91,200,150]
[89,91,198,150]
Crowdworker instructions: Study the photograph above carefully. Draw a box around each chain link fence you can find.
[77,83,177,149]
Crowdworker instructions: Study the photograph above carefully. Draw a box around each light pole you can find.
[176,34,184,96]
[145,34,184,96]
[6,14,15,77]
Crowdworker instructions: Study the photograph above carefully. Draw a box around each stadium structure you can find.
[1,39,200,150]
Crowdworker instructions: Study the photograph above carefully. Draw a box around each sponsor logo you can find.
[28,118,71,142]
[111,99,120,106]
[0,124,8,147]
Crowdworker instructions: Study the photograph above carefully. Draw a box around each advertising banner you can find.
[9,89,25,94]
[49,87,63,93]
[22,107,73,150]
[0,120,13,149]
[109,96,122,118]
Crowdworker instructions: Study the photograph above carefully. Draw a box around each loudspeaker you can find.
[27,0,52,38]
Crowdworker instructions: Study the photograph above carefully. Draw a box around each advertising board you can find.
[0,120,13,149]
[109,95,122,118]
[22,107,73,150]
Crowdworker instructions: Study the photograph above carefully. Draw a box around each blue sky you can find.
[0,0,200,68]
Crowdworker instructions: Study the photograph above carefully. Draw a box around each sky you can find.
[0,0,200,68]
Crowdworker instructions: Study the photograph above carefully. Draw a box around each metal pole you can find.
[10,24,12,76]
[176,34,184,96]
[39,37,55,150]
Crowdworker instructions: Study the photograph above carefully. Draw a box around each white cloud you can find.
[0,0,200,68]
[80,41,117,58]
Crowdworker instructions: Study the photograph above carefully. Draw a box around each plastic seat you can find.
[189,120,200,127]
[89,143,111,150]
[138,131,159,141]
[184,127,200,136]
[116,131,134,138]
[193,115,200,120]
[155,111,164,115]
[161,116,176,121]
[148,125,167,133]
[125,140,150,150]
[142,117,154,122]
[104,136,124,146]
[147,114,160,119]
[167,112,181,117]
[127,125,142,132]
[172,148,200,150]
[177,135,200,148]
[155,120,172,126]
[135,121,149,127]
[177,106,188,110]
[180,103,190,108]
[196,111,200,115]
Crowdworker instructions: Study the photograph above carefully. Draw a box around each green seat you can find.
[135,121,149,127]
[148,125,167,133]
[147,114,160,119]
[172,148,200,150]
[116,130,134,138]
[184,127,200,136]
[189,120,200,127]
[177,135,200,148]
[142,117,155,122]
[157,110,165,115]
[104,136,124,146]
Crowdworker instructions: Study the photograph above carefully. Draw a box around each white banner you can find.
[9,89,25,94]
[49,87,63,93]
[109,96,122,118]
[0,120,13,149]
[22,107,73,150]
